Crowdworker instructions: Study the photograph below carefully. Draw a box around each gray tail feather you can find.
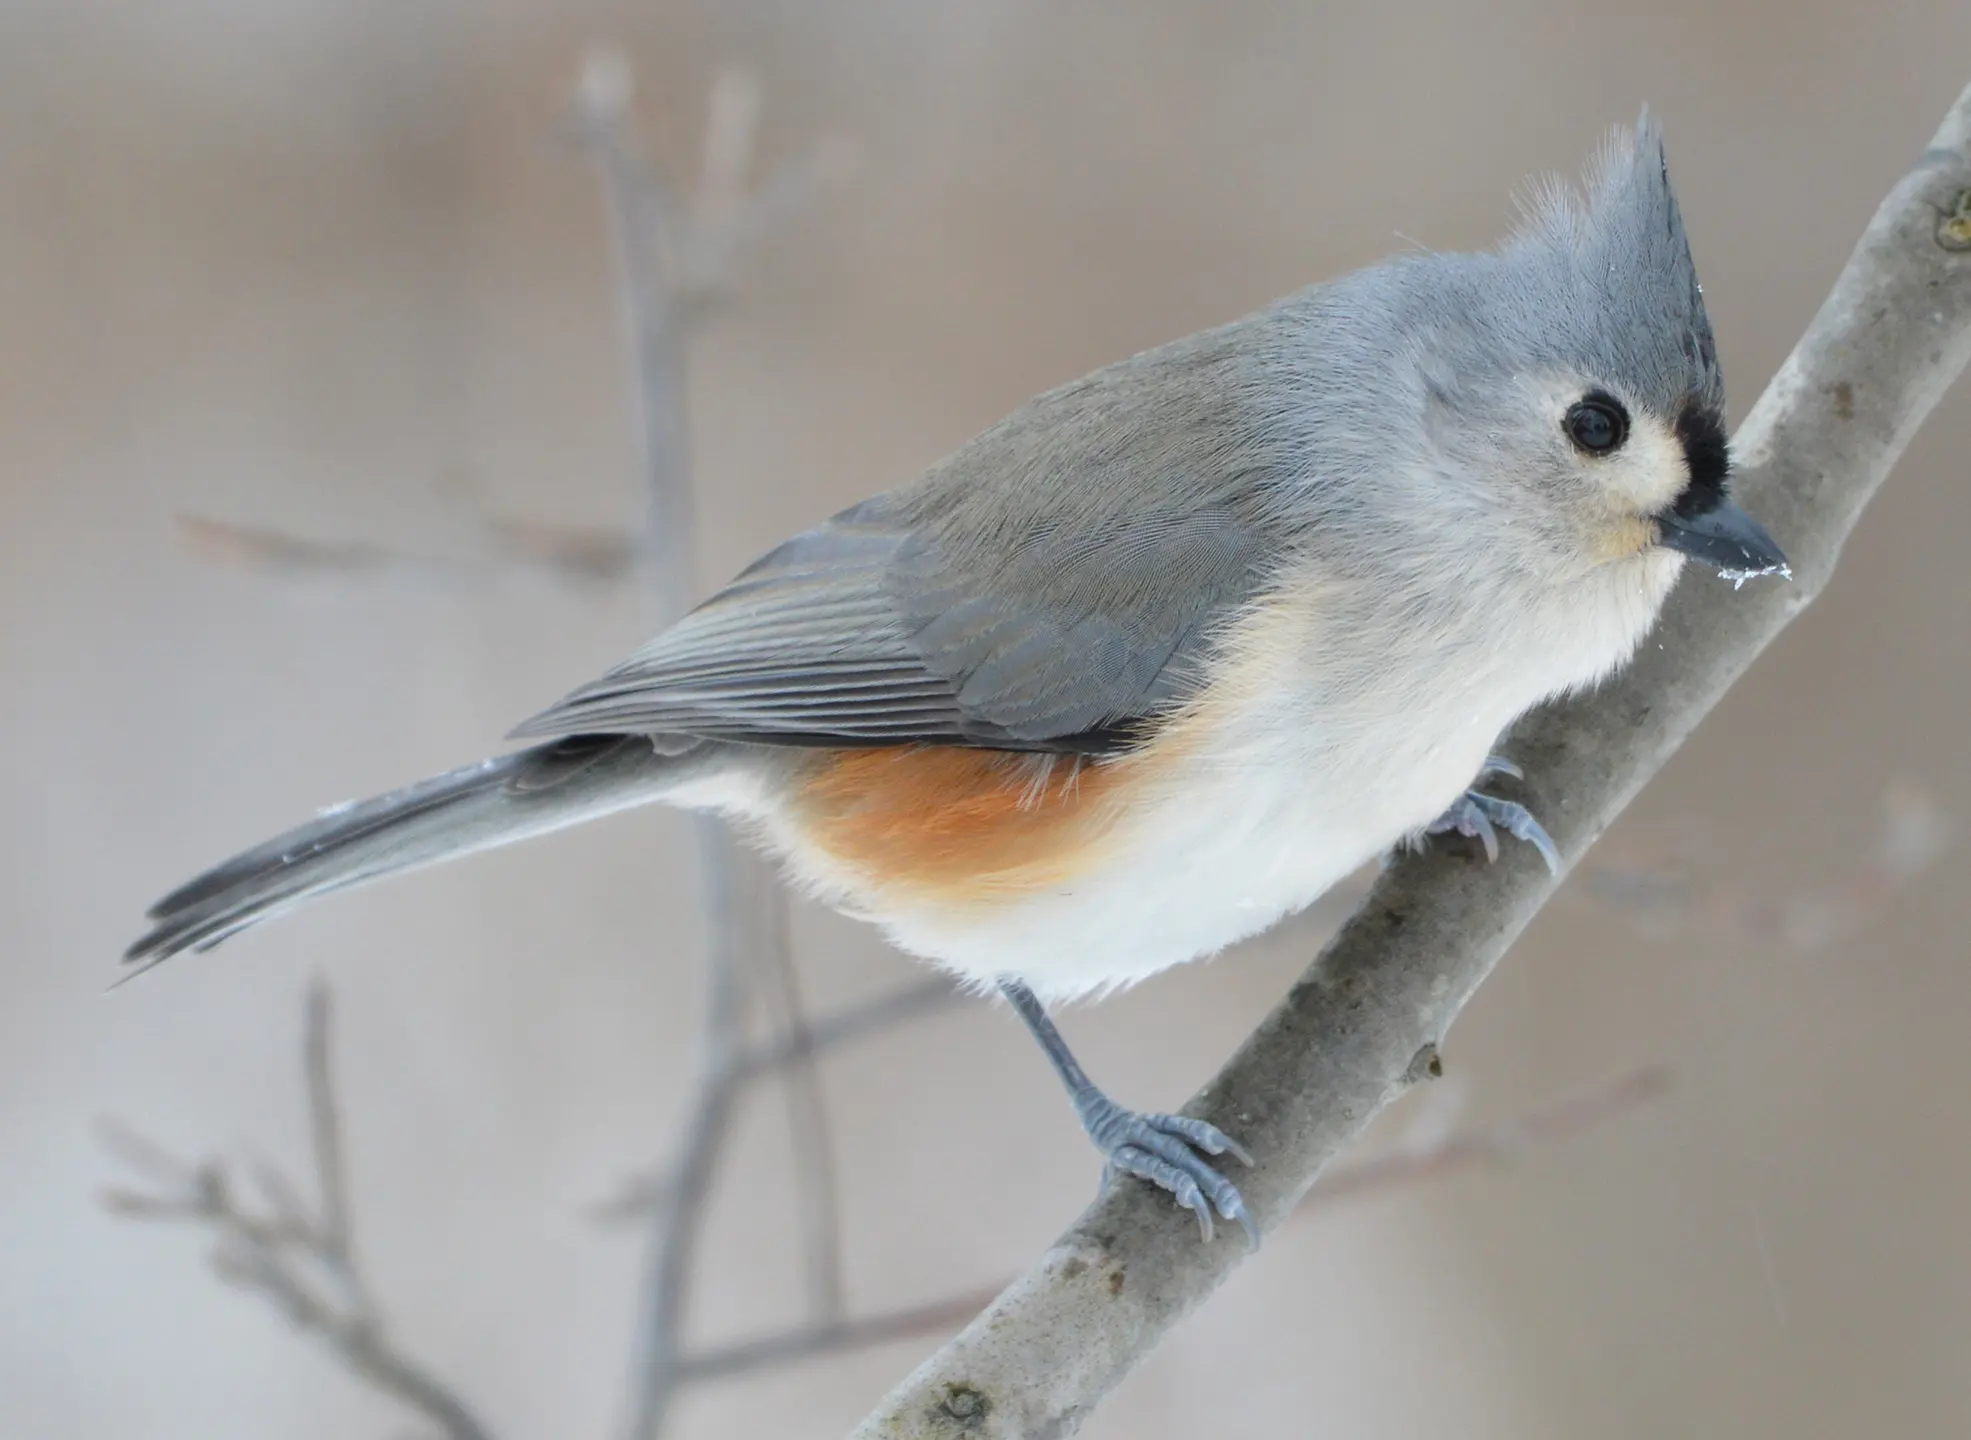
[125,734,691,971]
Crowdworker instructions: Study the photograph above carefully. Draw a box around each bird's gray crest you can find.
[1500,109,1723,417]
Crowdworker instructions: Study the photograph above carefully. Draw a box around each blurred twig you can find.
[132,52,890,1440]
[102,980,978,1428]
[753,899,849,1321]
[660,1064,1673,1384]
[590,976,961,1225]
[676,1290,1010,1385]
[174,490,642,586]
[1573,780,1952,949]
[1306,1065,1670,1207]
[563,51,856,1440]
[101,985,497,1440]
[733,975,959,1084]
[167,68,851,596]
[106,1005,1668,1413]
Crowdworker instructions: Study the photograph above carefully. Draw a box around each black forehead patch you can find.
[1671,404,1729,518]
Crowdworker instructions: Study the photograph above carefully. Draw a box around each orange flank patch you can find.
[788,745,1141,902]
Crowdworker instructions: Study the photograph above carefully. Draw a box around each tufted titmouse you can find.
[127,116,1786,1244]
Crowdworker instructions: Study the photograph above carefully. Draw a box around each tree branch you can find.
[101,983,497,1440]
[590,977,959,1226]
[677,1290,1008,1386]
[847,78,1971,1440]
[751,897,850,1322]
[566,53,854,1439]
[733,977,959,1085]
[172,508,642,587]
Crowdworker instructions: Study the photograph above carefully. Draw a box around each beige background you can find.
[4,2,1970,1436]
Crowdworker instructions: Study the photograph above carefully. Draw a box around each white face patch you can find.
[1589,404,1688,517]
[1528,380,1691,562]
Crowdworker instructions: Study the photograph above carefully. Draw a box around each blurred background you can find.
[4,2,1970,1436]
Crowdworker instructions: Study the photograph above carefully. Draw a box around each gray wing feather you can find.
[512,314,1298,750]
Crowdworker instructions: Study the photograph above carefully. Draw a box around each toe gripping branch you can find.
[1426,756,1560,874]
[999,979,1258,1248]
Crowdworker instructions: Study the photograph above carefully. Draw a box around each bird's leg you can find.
[1426,755,1561,873]
[997,978,1257,1247]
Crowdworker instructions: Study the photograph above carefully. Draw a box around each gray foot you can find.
[1079,1091,1258,1247]
[998,977,1258,1247]
[1428,757,1560,873]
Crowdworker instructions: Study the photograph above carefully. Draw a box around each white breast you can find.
[867,720,1492,1002]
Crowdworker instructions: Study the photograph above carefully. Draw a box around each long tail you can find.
[126,734,694,970]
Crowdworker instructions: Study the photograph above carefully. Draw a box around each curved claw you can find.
[1429,794,1500,862]
[1147,1111,1256,1168]
[1427,785,1559,875]
[1079,1099,1259,1249]
[1467,793,1561,874]
[1221,1193,1260,1251]
[1109,1143,1215,1241]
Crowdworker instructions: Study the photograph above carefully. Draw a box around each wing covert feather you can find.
[513,314,1300,750]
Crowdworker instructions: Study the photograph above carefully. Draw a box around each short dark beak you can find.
[1655,500,1790,581]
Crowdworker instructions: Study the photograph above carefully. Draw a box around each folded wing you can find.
[513,319,1292,753]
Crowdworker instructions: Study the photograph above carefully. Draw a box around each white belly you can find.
[854,703,1503,1003]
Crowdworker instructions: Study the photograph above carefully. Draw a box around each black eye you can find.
[1564,393,1629,456]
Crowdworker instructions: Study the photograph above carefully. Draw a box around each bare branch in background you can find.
[101,984,497,1440]
[620,834,749,1432]
[105,996,1669,1417]
[175,491,642,586]
[174,513,451,580]
[653,1064,1674,1386]
[752,898,849,1322]
[563,51,857,1439]
[1305,1066,1670,1208]
[590,975,963,1225]
[167,65,852,596]
[676,1290,1011,1386]
[126,52,881,1440]
[1575,780,1952,948]
[731,976,961,1084]
[848,78,1971,1440]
